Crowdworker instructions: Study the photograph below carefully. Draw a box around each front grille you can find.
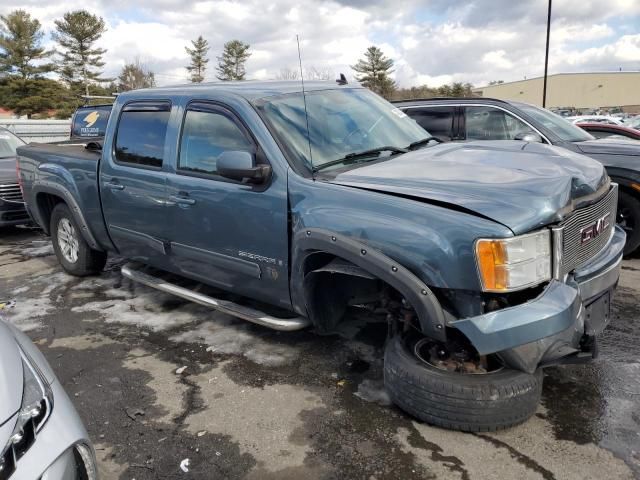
[0,184,23,204]
[558,185,618,276]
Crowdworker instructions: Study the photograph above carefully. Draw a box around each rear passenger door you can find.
[166,101,290,308]
[403,106,457,141]
[100,101,172,264]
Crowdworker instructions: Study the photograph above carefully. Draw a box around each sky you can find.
[2,0,639,88]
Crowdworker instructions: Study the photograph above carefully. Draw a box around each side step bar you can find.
[121,263,311,332]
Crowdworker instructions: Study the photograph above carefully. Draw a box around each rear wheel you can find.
[617,190,640,256]
[50,203,107,276]
[384,333,543,432]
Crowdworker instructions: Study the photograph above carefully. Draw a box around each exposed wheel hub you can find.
[413,337,500,374]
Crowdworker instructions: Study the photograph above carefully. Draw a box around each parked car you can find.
[17,82,624,432]
[577,123,640,141]
[0,128,30,228]
[0,318,97,478]
[394,97,640,255]
[625,116,640,130]
[566,115,624,126]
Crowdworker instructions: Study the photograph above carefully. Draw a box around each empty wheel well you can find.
[35,193,65,234]
[302,253,408,332]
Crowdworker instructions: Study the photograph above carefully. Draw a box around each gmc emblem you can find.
[580,213,610,244]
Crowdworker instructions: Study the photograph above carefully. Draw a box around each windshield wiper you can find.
[407,136,442,150]
[314,146,407,172]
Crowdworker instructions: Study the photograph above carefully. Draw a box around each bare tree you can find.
[275,66,334,81]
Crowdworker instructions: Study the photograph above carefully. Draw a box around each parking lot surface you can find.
[1,226,639,479]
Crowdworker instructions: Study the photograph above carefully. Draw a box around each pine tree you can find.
[0,10,53,79]
[118,58,155,91]
[185,36,209,83]
[0,10,55,118]
[351,46,396,99]
[53,10,111,97]
[216,40,251,81]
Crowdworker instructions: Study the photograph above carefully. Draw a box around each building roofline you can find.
[473,71,640,90]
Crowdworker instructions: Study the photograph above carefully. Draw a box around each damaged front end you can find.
[453,222,625,374]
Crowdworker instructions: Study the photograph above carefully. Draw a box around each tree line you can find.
[0,8,474,119]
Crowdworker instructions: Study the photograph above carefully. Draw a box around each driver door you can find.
[166,102,290,308]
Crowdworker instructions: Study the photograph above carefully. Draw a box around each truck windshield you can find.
[517,104,594,143]
[256,88,429,171]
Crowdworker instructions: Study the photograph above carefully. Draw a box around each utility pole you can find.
[542,0,552,108]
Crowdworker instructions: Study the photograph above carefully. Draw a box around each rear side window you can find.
[114,102,170,168]
[405,107,455,141]
[178,106,254,176]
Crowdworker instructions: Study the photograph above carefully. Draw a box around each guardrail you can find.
[0,119,71,143]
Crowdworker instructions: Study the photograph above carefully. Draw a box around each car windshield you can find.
[0,129,25,158]
[256,88,429,171]
[517,104,594,142]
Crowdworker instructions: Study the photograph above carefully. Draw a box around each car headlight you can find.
[475,229,552,292]
[0,349,52,478]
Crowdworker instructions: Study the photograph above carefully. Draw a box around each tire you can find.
[384,334,543,432]
[617,190,640,256]
[50,203,107,276]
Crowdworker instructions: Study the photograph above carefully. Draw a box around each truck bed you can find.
[16,142,113,251]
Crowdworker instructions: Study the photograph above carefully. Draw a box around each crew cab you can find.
[393,97,640,255]
[16,82,625,431]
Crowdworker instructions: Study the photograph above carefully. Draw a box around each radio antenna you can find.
[296,34,314,178]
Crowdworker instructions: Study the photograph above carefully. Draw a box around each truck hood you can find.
[0,156,18,184]
[0,321,23,426]
[329,141,607,234]
[575,138,640,156]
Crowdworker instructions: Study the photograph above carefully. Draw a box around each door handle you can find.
[104,180,125,191]
[169,195,196,206]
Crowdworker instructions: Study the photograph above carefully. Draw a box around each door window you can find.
[404,107,455,140]
[114,103,170,168]
[464,106,535,140]
[178,108,254,176]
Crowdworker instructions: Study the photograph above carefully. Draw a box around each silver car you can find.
[0,319,97,479]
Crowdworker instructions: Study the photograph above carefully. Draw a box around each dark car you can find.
[393,97,640,255]
[17,82,624,432]
[0,128,30,227]
[577,123,640,141]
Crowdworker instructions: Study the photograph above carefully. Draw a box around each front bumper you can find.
[452,225,625,373]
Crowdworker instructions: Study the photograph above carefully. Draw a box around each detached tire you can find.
[384,335,543,432]
[617,190,640,256]
[50,203,107,276]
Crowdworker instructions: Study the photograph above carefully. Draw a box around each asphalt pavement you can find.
[1,226,638,479]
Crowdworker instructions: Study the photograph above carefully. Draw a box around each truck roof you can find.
[117,80,355,101]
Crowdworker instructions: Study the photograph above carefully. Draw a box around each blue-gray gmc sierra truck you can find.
[16,81,625,431]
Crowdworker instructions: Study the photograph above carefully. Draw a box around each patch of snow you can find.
[170,318,300,367]
[354,379,391,406]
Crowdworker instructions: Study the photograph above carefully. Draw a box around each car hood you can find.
[329,141,607,234]
[575,139,640,156]
[0,156,18,184]
[0,321,23,427]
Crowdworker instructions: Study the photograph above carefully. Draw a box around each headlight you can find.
[0,349,52,478]
[475,229,551,292]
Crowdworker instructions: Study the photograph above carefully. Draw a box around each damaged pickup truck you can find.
[16,81,624,431]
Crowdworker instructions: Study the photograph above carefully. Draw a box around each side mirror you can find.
[514,132,543,143]
[217,151,271,183]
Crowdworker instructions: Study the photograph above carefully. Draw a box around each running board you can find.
[121,263,311,331]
